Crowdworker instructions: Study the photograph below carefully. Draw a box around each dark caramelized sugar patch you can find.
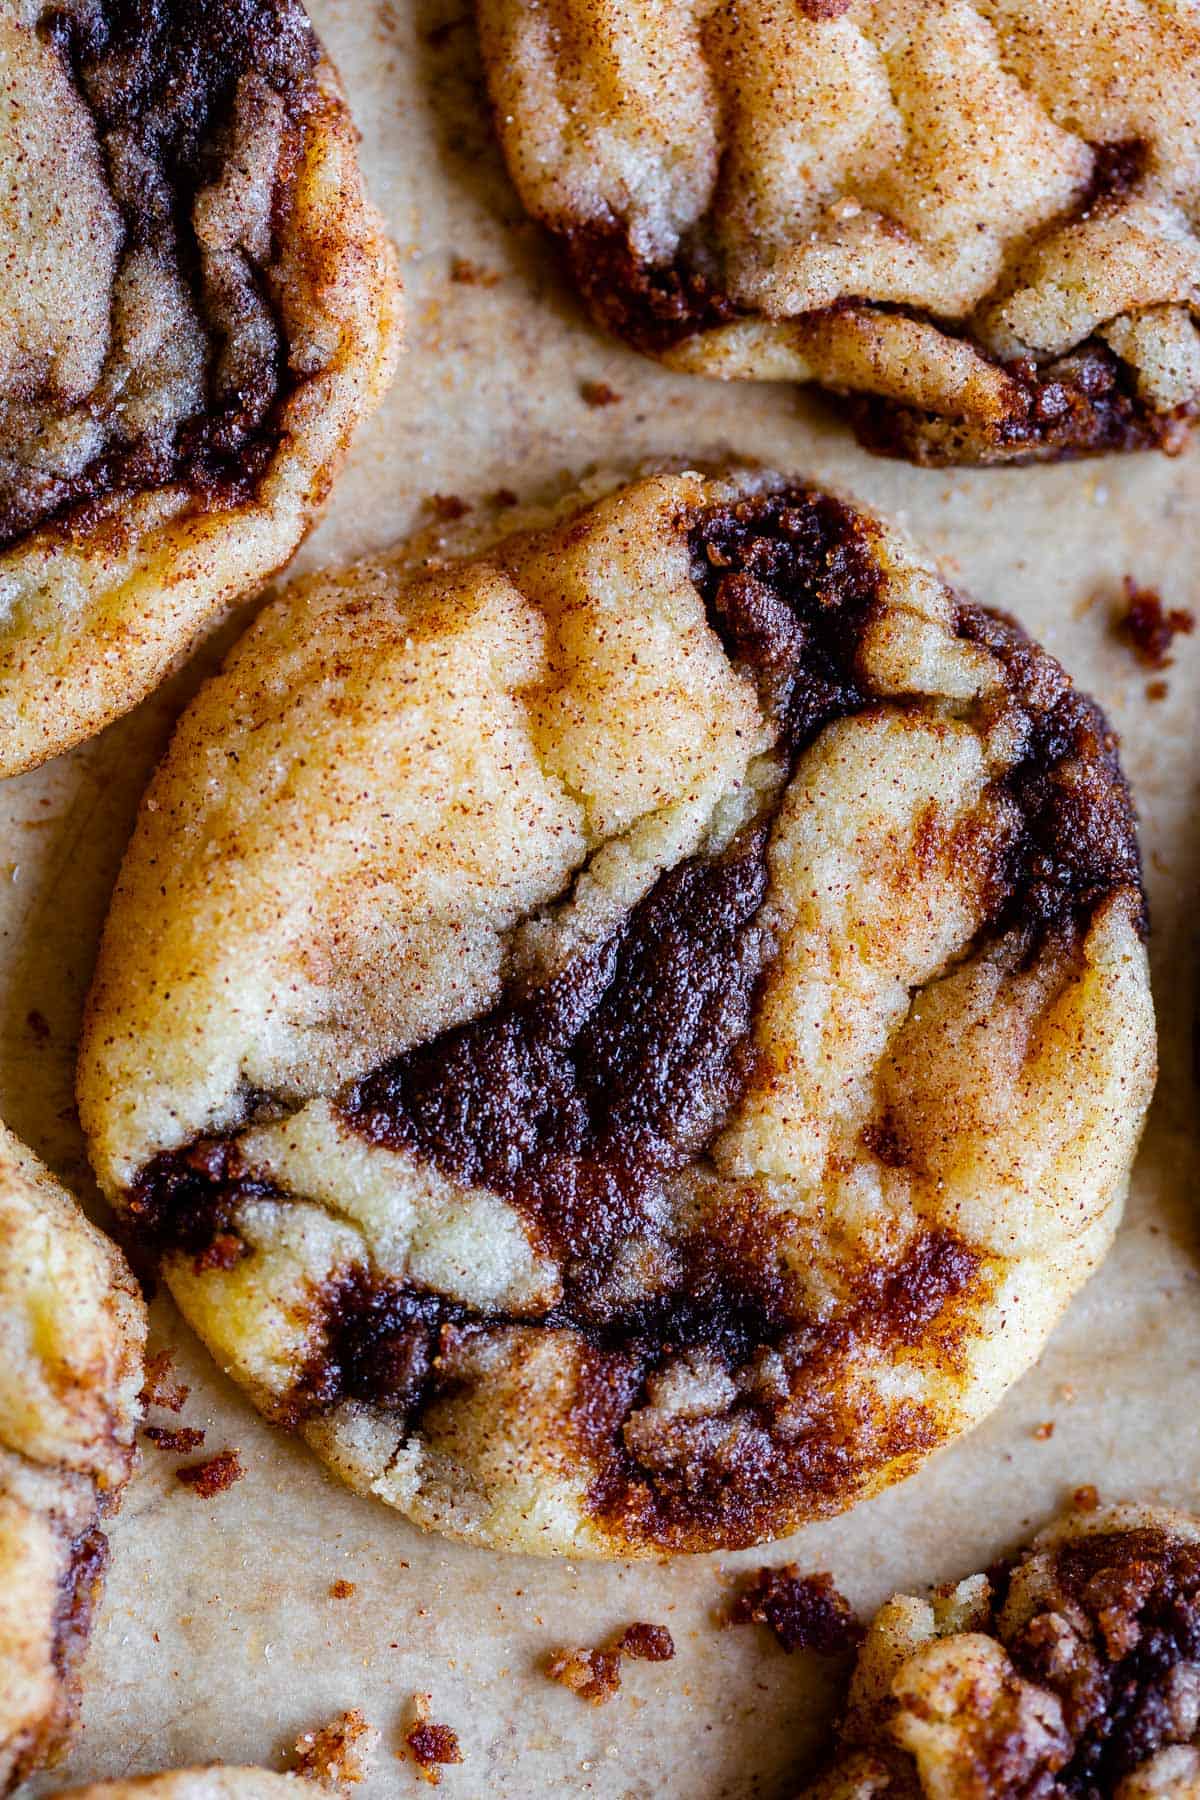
[2,0,321,549]
[346,822,773,1288]
[957,605,1146,941]
[545,207,1189,465]
[852,339,1195,468]
[1007,1529,1200,1796]
[560,221,738,355]
[729,1566,863,1655]
[687,488,882,745]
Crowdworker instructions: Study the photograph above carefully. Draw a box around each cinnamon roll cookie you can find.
[801,1503,1200,1800]
[478,0,1200,466]
[79,468,1155,1556]
[0,1124,145,1792]
[0,0,401,776]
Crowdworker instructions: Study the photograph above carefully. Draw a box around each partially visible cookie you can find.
[48,1778,298,1800]
[0,0,401,775]
[801,1503,1200,1799]
[0,1125,146,1793]
[79,467,1155,1557]
[478,1,1200,465]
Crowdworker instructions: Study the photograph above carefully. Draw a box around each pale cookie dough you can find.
[801,1503,1200,1799]
[478,0,1200,465]
[79,467,1156,1557]
[0,0,401,775]
[47,1777,299,1800]
[0,1124,145,1792]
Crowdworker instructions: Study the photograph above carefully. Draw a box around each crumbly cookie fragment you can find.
[293,1709,379,1789]
[800,1503,1200,1799]
[79,467,1155,1557]
[0,1124,146,1792]
[478,1,1200,465]
[0,0,401,775]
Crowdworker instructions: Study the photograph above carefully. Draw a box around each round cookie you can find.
[48,1778,298,1800]
[801,1502,1200,1799]
[0,0,401,776]
[79,467,1156,1557]
[478,0,1200,465]
[0,1124,145,1793]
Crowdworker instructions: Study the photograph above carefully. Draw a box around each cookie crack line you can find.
[83,473,1154,1554]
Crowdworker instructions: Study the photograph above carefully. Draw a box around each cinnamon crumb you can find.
[404,1694,463,1785]
[1146,679,1169,701]
[615,1622,675,1662]
[1034,1421,1055,1441]
[140,1350,190,1413]
[144,1425,205,1453]
[176,1449,243,1497]
[1073,1484,1101,1512]
[728,1567,863,1654]
[489,488,519,508]
[450,256,500,287]
[294,1709,379,1788]
[547,1621,675,1702]
[580,380,621,407]
[25,1008,50,1042]
[1117,576,1195,668]
[426,494,471,521]
[329,1579,357,1600]
[545,1645,624,1705]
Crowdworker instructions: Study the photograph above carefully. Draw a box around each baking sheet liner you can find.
[10,2,1199,1793]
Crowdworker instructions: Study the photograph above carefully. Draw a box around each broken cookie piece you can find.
[800,1502,1200,1799]
[0,1124,146,1794]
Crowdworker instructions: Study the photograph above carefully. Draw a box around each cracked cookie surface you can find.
[0,0,401,775]
[79,468,1155,1557]
[0,1123,145,1793]
[801,1503,1200,1800]
[478,0,1200,466]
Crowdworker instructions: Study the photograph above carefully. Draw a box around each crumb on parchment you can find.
[144,1424,205,1453]
[728,1567,863,1654]
[404,1693,463,1785]
[546,1621,676,1703]
[294,1709,380,1788]
[175,1448,243,1497]
[140,1348,189,1412]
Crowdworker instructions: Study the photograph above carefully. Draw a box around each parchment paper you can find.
[10,3,1200,1793]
